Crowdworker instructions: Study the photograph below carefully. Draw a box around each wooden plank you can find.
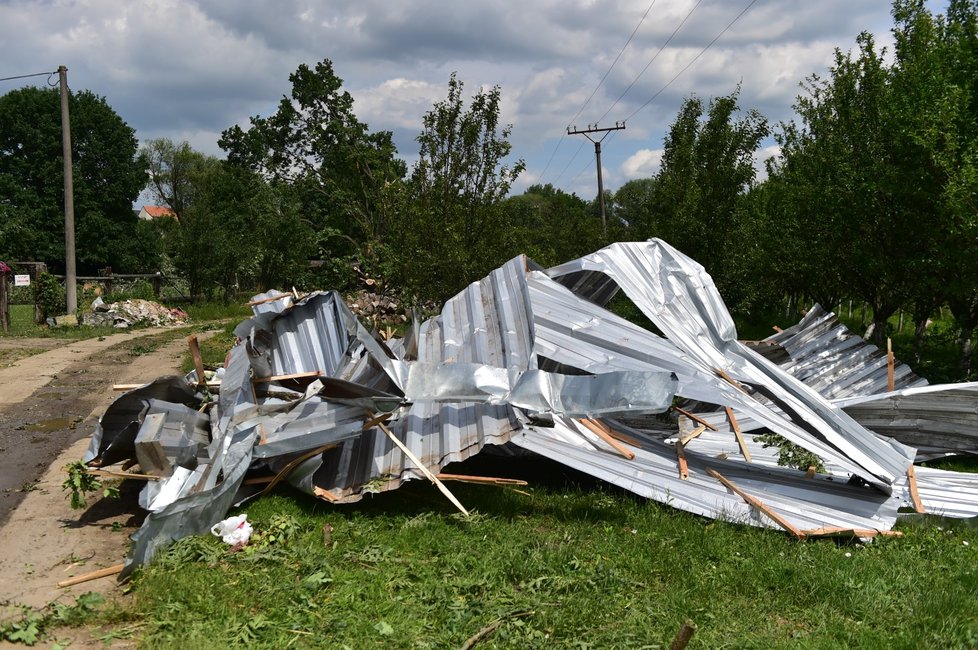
[247,293,291,307]
[84,468,159,481]
[57,563,125,588]
[113,381,221,391]
[714,368,751,395]
[671,406,718,431]
[706,468,806,539]
[887,338,895,392]
[252,370,322,384]
[187,335,206,388]
[578,419,636,460]
[372,416,469,516]
[678,425,707,446]
[724,407,752,463]
[675,442,689,480]
[907,465,925,514]
[801,527,903,539]
[436,474,529,486]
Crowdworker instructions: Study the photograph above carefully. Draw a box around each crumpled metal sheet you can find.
[91,238,978,572]
[765,305,927,400]
[546,240,916,492]
[510,416,901,534]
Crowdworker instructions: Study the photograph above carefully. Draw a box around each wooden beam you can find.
[84,468,159,481]
[907,465,925,514]
[187,335,206,388]
[887,338,895,392]
[372,416,469,517]
[724,407,752,463]
[678,425,707,446]
[669,620,697,650]
[246,293,291,307]
[801,527,903,539]
[714,368,751,395]
[706,468,805,539]
[57,563,125,588]
[436,474,529,486]
[671,406,718,432]
[252,370,322,384]
[578,419,636,460]
[675,442,689,480]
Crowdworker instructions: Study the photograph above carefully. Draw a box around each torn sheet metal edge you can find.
[510,416,900,533]
[545,240,915,490]
[764,304,927,399]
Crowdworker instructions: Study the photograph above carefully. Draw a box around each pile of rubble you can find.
[84,239,978,577]
[80,297,189,328]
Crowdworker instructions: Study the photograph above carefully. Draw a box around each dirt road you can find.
[0,328,217,642]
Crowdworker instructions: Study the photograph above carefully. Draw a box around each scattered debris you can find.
[79,297,189,328]
[80,239,978,576]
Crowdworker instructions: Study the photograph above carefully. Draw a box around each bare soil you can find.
[0,328,218,648]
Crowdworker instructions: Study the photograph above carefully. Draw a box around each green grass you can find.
[70,469,974,649]
[183,300,253,323]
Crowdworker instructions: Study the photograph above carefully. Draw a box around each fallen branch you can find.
[461,610,535,650]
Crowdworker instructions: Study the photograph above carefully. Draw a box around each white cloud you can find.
[621,148,664,179]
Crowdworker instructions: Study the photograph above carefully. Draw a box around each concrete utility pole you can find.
[567,122,625,234]
[59,65,76,314]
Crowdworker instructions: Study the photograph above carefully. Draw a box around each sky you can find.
[0,0,949,201]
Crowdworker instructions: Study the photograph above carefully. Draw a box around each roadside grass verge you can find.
[96,472,978,649]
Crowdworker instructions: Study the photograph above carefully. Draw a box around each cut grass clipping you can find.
[57,468,978,649]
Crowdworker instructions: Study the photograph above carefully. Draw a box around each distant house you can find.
[138,205,177,221]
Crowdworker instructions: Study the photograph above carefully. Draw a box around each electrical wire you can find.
[567,0,658,129]
[550,140,587,186]
[624,0,759,122]
[0,70,57,83]
[538,0,658,184]
[595,0,704,125]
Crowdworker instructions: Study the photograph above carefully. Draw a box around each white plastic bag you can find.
[210,514,253,545]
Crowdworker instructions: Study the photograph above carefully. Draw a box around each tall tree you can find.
[389,73,525,301]
[0,86,149,272]
[646,89,768,310]
[141,138,214,216]
[219,60,406,262]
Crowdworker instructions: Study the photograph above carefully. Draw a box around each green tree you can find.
[141,138,214,216]
[0,86,149,273]
[646,89,768,310]
[219,59,406,272]
[389,73,525,301]
[502,184,602,267]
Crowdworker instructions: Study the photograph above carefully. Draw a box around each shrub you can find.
[33,272,66,320]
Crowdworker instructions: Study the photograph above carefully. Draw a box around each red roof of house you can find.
[142,205,176,218]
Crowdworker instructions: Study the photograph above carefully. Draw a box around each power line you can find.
[0,70,57,83]
[624,0,759,122]
[595,0,704,125]
[538,0,658,184]
[567,0,658,128]
[551,139,587,186]
[550,0,702,188]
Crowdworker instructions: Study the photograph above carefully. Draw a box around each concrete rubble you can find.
[79,239,978,576]
[79,297,190,328]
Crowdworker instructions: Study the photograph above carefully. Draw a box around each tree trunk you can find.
[913,316,928,364]
[870,303,896,348]
[961,325,974,378]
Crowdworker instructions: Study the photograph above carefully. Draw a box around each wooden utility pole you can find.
[567,122,625,234]
[59,65,77,314]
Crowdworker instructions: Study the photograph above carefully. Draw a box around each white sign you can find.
[13,275,30,287]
